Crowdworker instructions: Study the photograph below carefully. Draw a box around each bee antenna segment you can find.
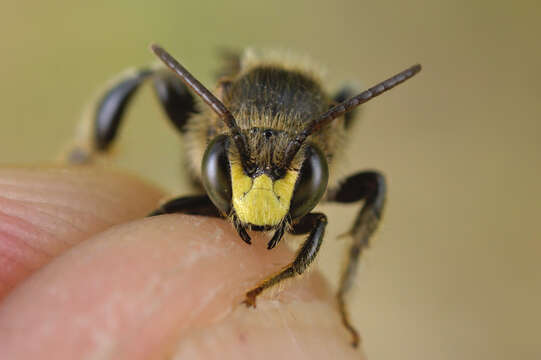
[284,64,422,166]
[151,44,251,164]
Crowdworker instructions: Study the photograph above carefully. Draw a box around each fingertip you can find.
[0,215,361,359]
[0,165,164,298]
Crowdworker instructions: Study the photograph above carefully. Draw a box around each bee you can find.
[64,44,421,346]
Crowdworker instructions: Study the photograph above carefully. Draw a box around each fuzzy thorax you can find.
[230,163,298,226]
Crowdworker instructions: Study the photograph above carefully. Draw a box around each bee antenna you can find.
[151,44,251,163]
[284,64,422,165]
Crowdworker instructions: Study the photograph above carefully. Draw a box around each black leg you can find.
[94,69,153,151]
[148,195,222,218]
[234,219,252,245]
[242,213,327,307]
[151,70,198,134]
[333,85,360,129]
[326,170,386,347]
[95,67,198,150]
[63,66,198,164]
[266,221,287,250]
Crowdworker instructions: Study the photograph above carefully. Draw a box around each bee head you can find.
[200,129,328,227]
[152,44,420,227]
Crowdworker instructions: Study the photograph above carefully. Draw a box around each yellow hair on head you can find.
[230,163,298,226]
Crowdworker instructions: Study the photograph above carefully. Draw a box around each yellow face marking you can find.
[230,163,299,226]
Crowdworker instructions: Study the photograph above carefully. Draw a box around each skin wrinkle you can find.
[0,168,160,219]
[16,200,108,237]
[0,209,47,245]
[0,167,131,187]
[0,197,106,257]
[0,183,132,219]
[0,173,101,194]
[84,174,163,203]
[0,196,92,239]
[0,168,163,231]
[0,184,101,210]
[172,299,313,357]
[0,254,18,289]
[0,167,164,301]
[170,300,358,360]
[0,229,48,269]
[171,281,229,349]
[0,210,56,258]
[72,183,160,216]
[277,305,307,359]
[64,178,153,208]
[0,245,32,279]
[0,237,42,298]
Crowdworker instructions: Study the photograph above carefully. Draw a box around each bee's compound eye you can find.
[201,135,232,214]
[289,145,329,219]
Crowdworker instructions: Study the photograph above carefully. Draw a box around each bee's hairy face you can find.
[230,162,298,226]
[201,132,329,228]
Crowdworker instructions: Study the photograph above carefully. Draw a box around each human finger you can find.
[0,215,362,360]
[0,165,164,298]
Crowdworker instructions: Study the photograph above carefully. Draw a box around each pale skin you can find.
[0,166,364,359]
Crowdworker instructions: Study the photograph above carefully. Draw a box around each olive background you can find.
[1,1,539,359]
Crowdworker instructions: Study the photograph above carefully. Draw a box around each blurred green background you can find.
[1,0,540,359]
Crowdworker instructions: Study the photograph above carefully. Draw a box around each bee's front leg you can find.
[242,213,327,306]
[326,170,386,347]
